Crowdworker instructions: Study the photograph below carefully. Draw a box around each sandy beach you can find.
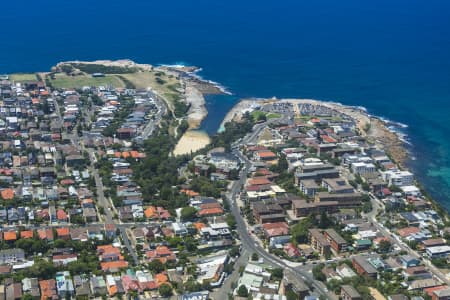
[173,130,211,156]
[173,84,211,156]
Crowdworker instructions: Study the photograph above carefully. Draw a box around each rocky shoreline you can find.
[222,98,410,167]
[159,65,227,95]
[184,83,208,129]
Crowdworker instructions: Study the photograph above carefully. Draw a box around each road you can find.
[210,248,250,300]
[52,88,140,266]
[137,90,167,140]
[364,194,450,285]
[87,149,139,265]
[226,133,335,299]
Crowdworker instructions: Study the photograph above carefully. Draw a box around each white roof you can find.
[106,274,115,286]
[400,185,420,192]
[210,223,229,230]
[426,245,450,254]
[271,185,286,193]
[352,162,366,167]
[303,158,322,163]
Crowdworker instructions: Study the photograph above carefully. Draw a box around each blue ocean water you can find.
[1,0,450,209]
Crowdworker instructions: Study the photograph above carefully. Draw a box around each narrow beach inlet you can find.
[173,83,211,155]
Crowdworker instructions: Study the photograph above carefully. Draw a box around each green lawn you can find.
[267,113,282,119]
[322,116,343,122]
[251,111,281,121]
[120,71,182,110]
[295,116,319,124]
[9,73,37,82]
[48,73,126,89]
[47,69,183,114]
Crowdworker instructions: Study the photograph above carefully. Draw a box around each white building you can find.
[400,185,421,197]
[382,170,414,187]
[426,245,450,259]
[351,162,376,175]
[172,222,188,236]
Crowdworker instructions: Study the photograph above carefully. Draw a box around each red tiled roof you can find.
[4,231,17,241]
[157,207,171,219]
[20,230,34,239]
[257,151,276,158]
[39,279,57,300]
[56,227,70,237]
[60,179,75,185]
[198,207,224,216]
[254,168,271,176]
[180,189,199,197]
[424,286,447,297]
[1,188,14,200]
[248,177,271,186]
[57,209,68,220]
[200,203,221,209]
[155,273,168,285]
[397,227,420,237]
[101,260,128,271]
[262,222,289,237]
[144,206,156,218]
[38,229,54,240]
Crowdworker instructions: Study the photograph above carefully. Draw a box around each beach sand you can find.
[173,84,211,156]
[173,130,211,156]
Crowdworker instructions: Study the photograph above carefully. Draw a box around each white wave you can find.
[158,62,190,68]
[386,125,412,145]
[187,72,233,95]
[379,117,409,128]
[158,63,232,95]
[354,105,368,112]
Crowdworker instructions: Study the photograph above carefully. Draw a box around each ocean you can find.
[1,0,450,210]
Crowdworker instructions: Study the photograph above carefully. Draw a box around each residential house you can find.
[308,229,330,257]
[39,279,57,300]
[324,229,347,253]
[314,192,362,207]
[426,246,450,259]
[252,202,284,224]
[55,271,74,297]
[291,199,338,218]
[37,228,54,241]
[83,208,97,222]
[299,180,320,197]
[352,256,378,279]
[146,246,176,263]
[4,278,22,300]
[65,155,85,167]
[397,255,421,268]
[322,178,354,194]
[0,249,24,264]
[21,278,40,299]
[90,275,107,296]
[262,222,289,239]
[56,227,70,240]
[341,285,362,300]
[432,288,450,300]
